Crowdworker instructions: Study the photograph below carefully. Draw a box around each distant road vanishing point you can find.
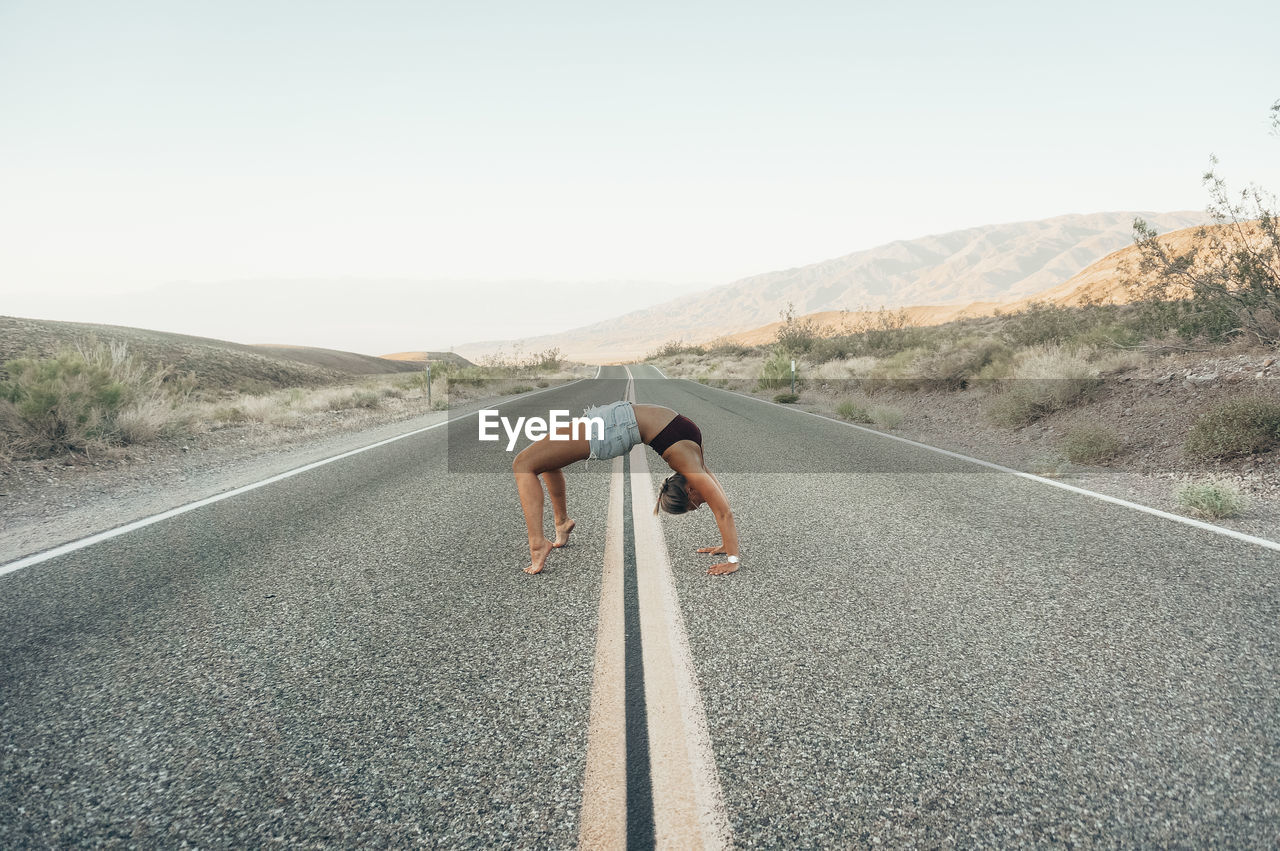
[2,365,1278,847]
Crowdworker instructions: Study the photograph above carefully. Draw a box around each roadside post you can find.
[426,364,432,407]
[791,359,796,394]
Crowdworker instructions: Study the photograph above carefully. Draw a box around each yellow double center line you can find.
[579,374,730,849]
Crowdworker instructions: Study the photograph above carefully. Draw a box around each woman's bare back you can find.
[631,403,679,445]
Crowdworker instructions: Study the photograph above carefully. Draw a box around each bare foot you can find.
[524,538,555,575]
[707,561,739,576]
[552,518,576,548]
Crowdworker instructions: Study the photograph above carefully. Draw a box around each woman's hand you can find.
[697,544,739,575]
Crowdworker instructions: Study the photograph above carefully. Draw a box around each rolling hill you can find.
[0,316,425,391]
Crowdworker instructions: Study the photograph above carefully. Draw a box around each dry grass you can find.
[2,336,589,460]
[812,357,880,379]
[1183,396,1280,459]
[869,405,905,429]
[985,345,1103,427]
[1176,478,1250,518]
[1059,423,1124,464]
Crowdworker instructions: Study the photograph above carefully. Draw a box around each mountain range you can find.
[452,211,1207,363]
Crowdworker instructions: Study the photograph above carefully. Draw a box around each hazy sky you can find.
[2,1,1278,353]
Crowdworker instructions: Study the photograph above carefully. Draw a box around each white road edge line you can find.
[665,371,1280,554]
[0,377,591,578]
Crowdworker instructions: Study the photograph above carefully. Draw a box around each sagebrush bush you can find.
[649,340,706,359]
[1060,424,1123,464]
[773,392,800,404]
[115,397,174,444]
[867,347,926,384]
[836,400,872,422]
[916,338,1011,389]
[1176,479,1249,518]
[0,340,171,457]
[706,339,754,357]
[1183,397,1280,458]
[986,386,1049,426]
[344,390,382,409]
[870,405,904,429]
[999,302,1095,347]
[987,345,1101,426]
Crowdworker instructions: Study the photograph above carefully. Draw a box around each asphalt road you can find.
[1,373,628,848]
[630,362,1280,847]
[3,364,1279,847]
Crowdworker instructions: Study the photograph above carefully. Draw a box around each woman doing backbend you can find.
[511,400,739,576]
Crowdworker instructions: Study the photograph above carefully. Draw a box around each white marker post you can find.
[790,358,796,395]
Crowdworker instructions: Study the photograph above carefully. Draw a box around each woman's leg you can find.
[541,469,575,547]
[512,435,589,574]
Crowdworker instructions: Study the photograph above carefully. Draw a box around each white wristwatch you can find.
[726,555,740,564]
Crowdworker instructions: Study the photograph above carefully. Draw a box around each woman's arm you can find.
[683,469,739,557]
[666,446,740,574]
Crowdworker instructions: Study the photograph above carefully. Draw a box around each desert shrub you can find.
[987,383,1096,427]
[1090,349,1150,375]
[773,392,800,404]
[115,397,176,444]
[343,390,381,409]
[706,338,754,357]
[473,347,567,376]
[1060,424,1123,464]
[213,405,249,423]
[854,308,927,356]
[757,349,796,391]
[870,405,904,429]
[775,303,820,354]
[1000,302,1088,347]
[915,338,1012,389]
[1072,321,1144,351]
[975,358,1015,382]
[0,340,171,457]
[1128,101,1280,346]
[1176,479,1249,518]
[649,340,706,359]
[812,357,878,380]
[836,400,872,422]
[239,394,298,424]
[529,348,563,372]
[867,347,927,383]
[1183,397,1280,458]
[381,386,405,399]
[807,335,858,364]
[987,344,1103,425]
[0,351,126,454]
[510,385,536,395]
[986,386,1049,426]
